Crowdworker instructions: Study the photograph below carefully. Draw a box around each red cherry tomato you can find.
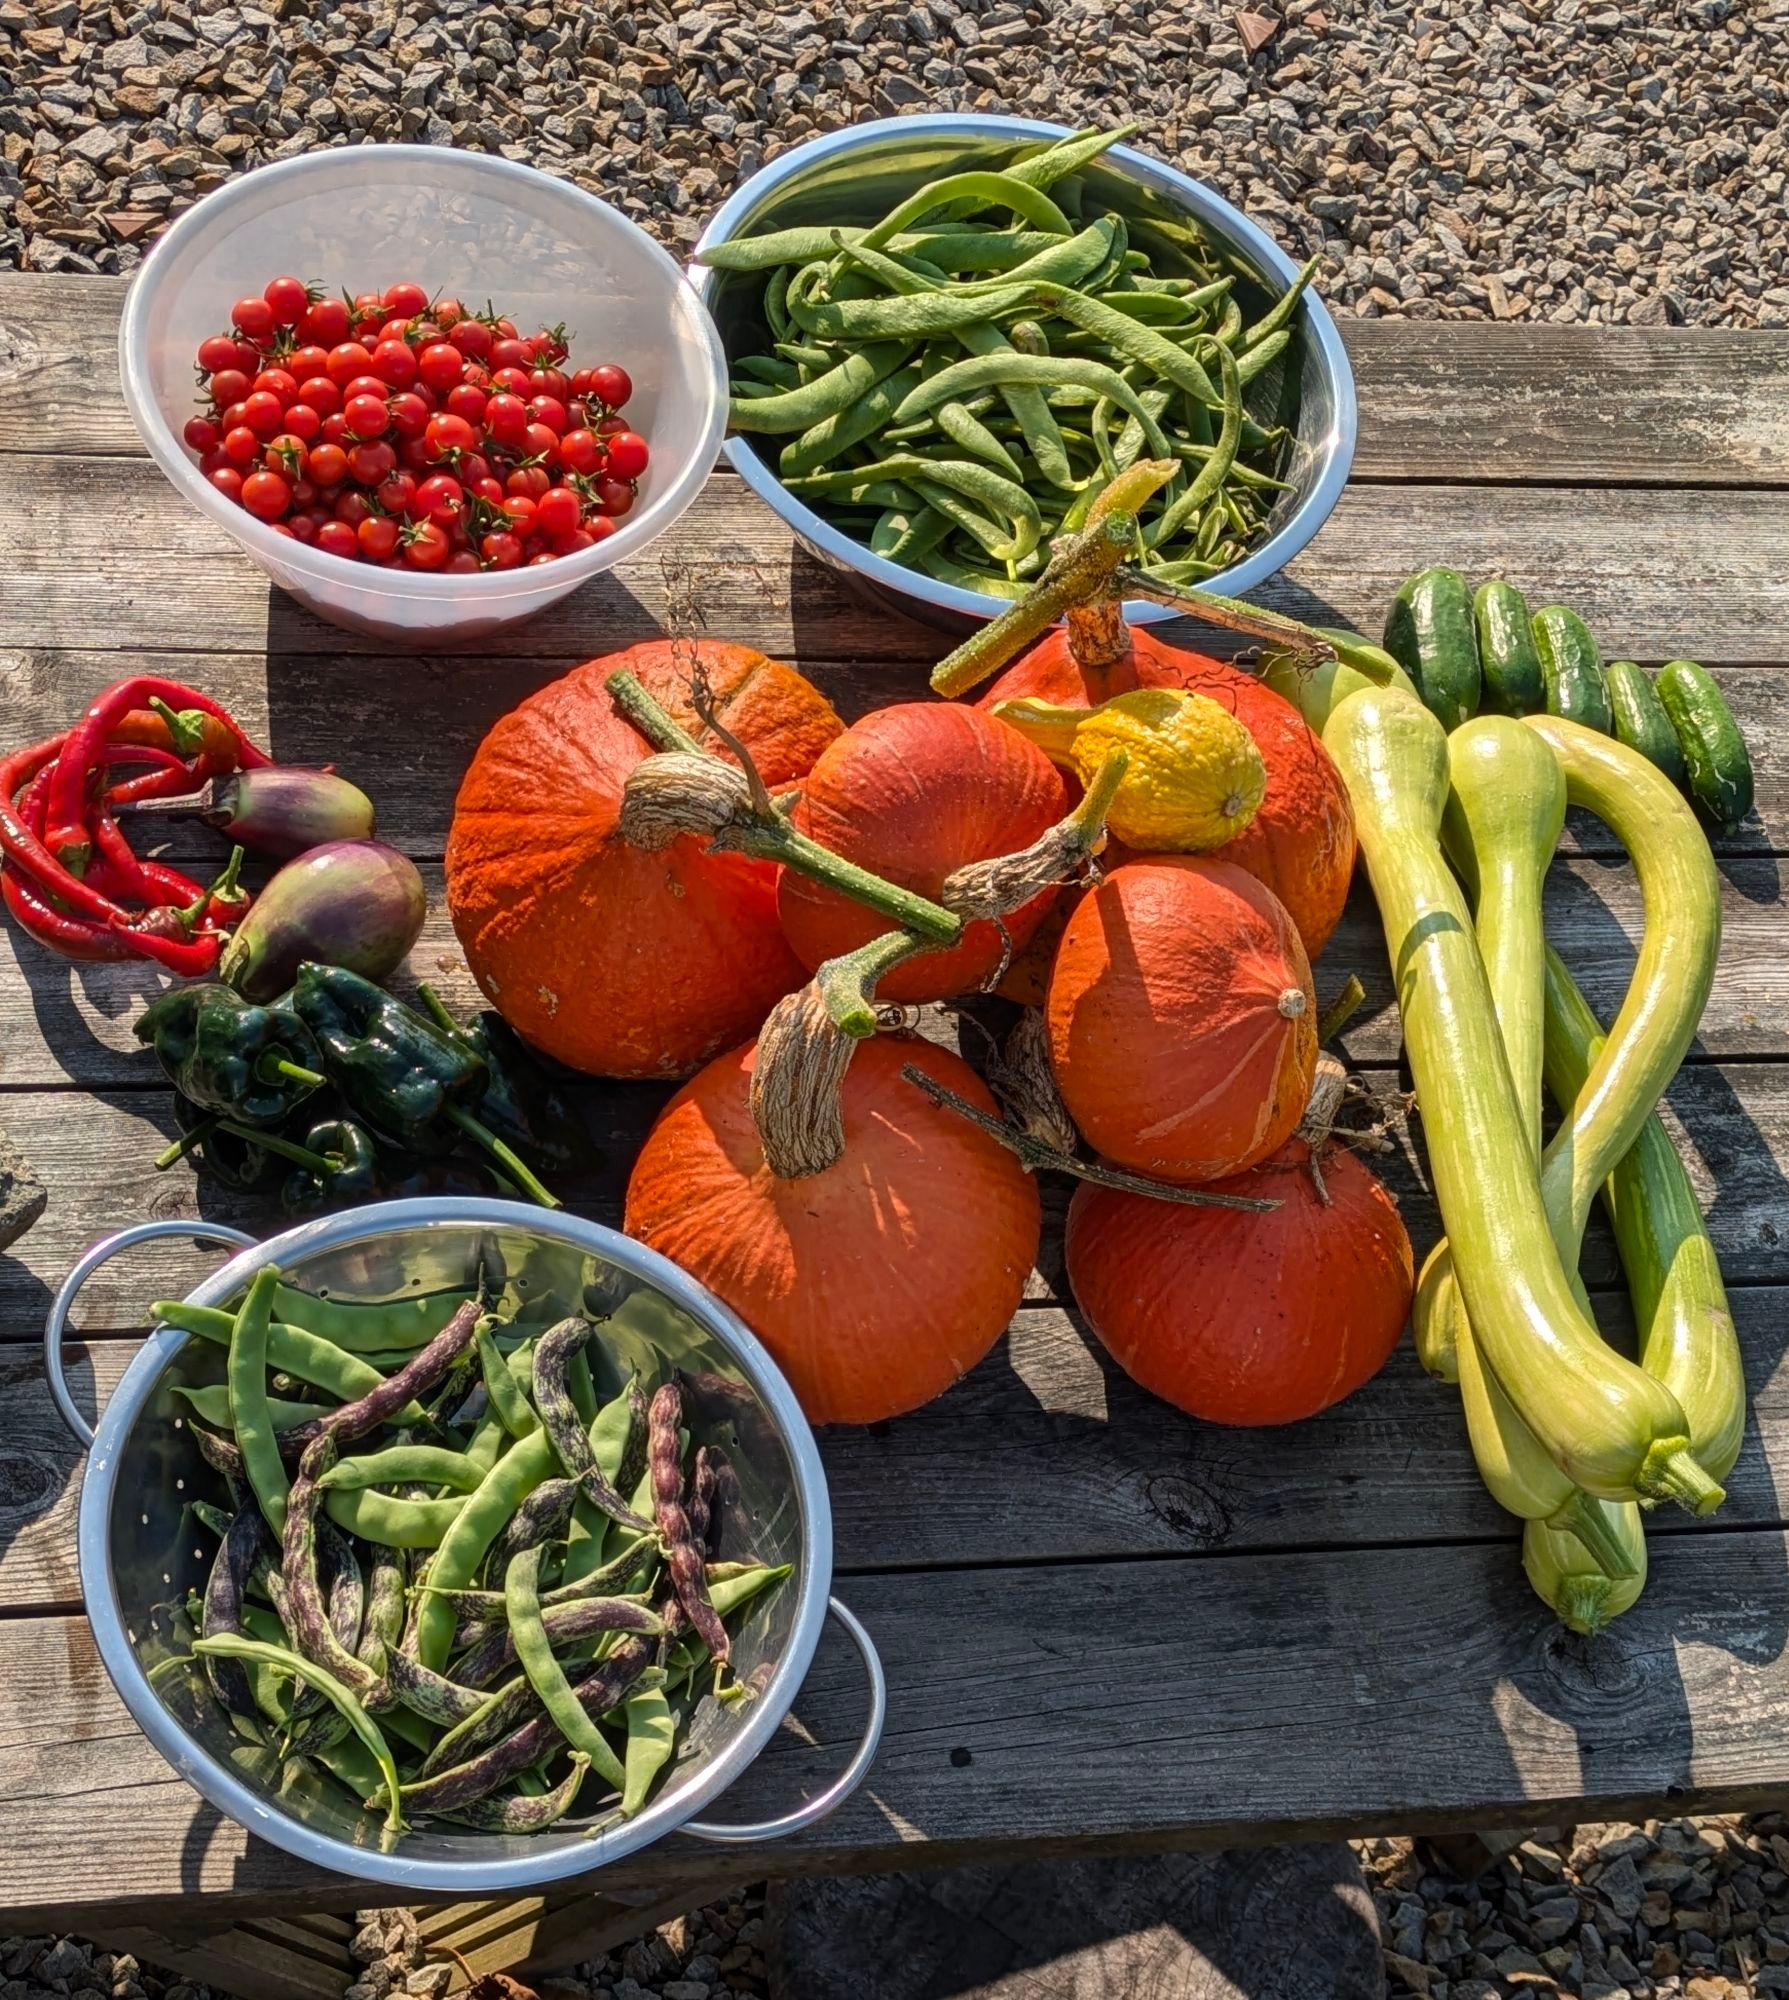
[488,337,532,372]
[208,466,245,502]
[240,469,291,521]
[444,548,482,573]
[386,391,431,439]
[556,428,602,476]
[250,367,296,403]
[424,412,475,461]
[287,510,319,544]
[595,414,629,438]
[449,318,492,360]
[334,488,374,527]
[417,342,465,394]
[241,391,286,438]
[308,442,349,487]
[289,476,318,507]
[232,296,276,341]
[398,437,433,473]
[198,446,231,476]
[488,366,529,398]
[370,339,419,388]
[605,431,649,480]
[299,298,351,347]
[183,413,220,453]
[288,344,331,383]
[343,375,391,407]
[326,341,374,387]
[415,473,464,526]
[383,281,429,317]
[523,422,560,462]
[344,393,391,439]
[592,475,635,517]
[525,395,568,436]
[316,518,360,559]
[404,519,451,569]
[263,275,311,325]
[222,425,261,465]
[527,366,570,401]
[444,382,487,426]
[585,513,619,543]
[434,297,465,328]
[480,531,524,570]
[505,464,551,502]
[503,494,539,538]
[534,485,582,538]
[220,400,249,431]
[198,333,244,375]
[588,364,632,411]
[483,393,529,448]
[319,412,348,445]
[347,440,396,486]
[264,433,308,479]
[295,374,342,417]
[283,402,322,444]
[553,528,597,556]
[208,367,251,410]
[358,514,401,560]
[376,471,418,515]
[471,475,505,505]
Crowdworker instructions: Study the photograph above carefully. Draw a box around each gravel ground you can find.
[3,0,1787,325]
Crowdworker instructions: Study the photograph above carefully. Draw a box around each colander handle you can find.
[681,1595,886,1845]
[45,1219,257,1448]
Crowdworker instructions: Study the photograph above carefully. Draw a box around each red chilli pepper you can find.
[1,866,136,962]
[45,678,272,865]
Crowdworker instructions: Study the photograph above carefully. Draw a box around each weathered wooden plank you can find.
[8,276,1788,491]
[4,644,1785,860]
[0,856,1781,1090]
[4,454,1789,673]
[10,1276,1789,1617]
[1346,322,1789,489]
[11,1525,1789,1927]
[0,1053,1784,1331]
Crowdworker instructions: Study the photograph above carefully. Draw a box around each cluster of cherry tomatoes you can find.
[182,275,651,572]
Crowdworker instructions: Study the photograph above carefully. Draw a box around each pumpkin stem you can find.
[942,747,1127,920]
[1065,599,1131,671]
[605,669,706,756]
[985,1009,1079,1155]
[1111,570,1337,669]
[1317,974,1366,1046]
[817,929,935,1039]
[1277,987,1307,1019]
[751,984,856,1180]
[899,1062,1279,1212]
[1297,1051,1351,1206]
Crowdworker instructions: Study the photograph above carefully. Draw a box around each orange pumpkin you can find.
[1047,856,1317,1182]
[446,639,843,1080]
[624,1032,1040,1425]
[981,616,1356,956]
[777,702,1069,1003]
[1065,1138,1413,1425]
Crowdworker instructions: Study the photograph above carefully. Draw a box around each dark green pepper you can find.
[417,985,596,1173]
[291,964,560,1208]
[279,1118,384,1216]
[136,982,326,1128]
[157,1093,282,1192]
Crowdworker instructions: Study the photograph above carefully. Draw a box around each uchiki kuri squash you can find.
[446,639,843,1079]
[1046,856,1318,1183]
[979,608,1357,957]
[776,702,1069,1003]
[1064,1134,1413,1426]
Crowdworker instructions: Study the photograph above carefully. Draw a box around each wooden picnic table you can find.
[2,274,1789,1976]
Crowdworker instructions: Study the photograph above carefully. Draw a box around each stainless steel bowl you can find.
[692,113,1357,632]
[45,1202,884,1894]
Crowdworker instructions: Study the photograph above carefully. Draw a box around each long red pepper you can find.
[45,676,272,865]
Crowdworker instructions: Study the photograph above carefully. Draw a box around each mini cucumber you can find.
[1383,567,1481,730]
[1472,579,1546,717]
[1531,605,1612,733]
[1604,661,1685,785]
[1657,658,1753,831]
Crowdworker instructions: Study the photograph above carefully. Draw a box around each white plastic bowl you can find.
[120,147,729,645]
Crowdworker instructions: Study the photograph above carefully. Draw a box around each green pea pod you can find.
[728,339,916,434]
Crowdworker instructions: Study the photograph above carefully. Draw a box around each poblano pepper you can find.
[135,981,326,1127]
[279,1118,383,1216]
[417,984,595,1172]
[290,963,560,1208]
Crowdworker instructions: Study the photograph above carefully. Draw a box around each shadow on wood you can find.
[766,1845,1384,2000]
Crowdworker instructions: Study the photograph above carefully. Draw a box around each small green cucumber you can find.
[1604,661,1686,785]
[1383,567,1482,730]
[1657,658,1753,831]
[1531,605,1612,733]
[1472,579,1546,717]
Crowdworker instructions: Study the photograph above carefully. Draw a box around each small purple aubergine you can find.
[130,769,376,858]
[219,839,427,1002]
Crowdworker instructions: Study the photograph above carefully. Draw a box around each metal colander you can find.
[46,1198,883,1894]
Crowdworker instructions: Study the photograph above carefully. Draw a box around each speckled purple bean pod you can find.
[453,1595,664,1692]
[441,1752,592,1832]
[395,1635,652,1816]
[418,1671,541,1779]
[650,1381,729,1669]
[200,1502,273,1720]
[281,1434,383,1700]
[534,1317,653,1533]
[661,1446,721,1647]
[384,1646,489,1726]
[489,1476,582,1579]
[283,1297,484,1452]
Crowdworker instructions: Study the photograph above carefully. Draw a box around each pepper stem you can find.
[155,1115,219,1171]
[208,844,247,911]
[148,697,212,758]
[255,1054,327,1089]
[444,1102,562,1210]
[898,1063,1279,1211]
[213,1119,337,1174]
[414,982,462,1038]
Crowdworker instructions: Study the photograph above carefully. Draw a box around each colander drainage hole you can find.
[175,1477,185,1491]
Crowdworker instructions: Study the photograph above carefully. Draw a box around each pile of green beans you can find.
[167,1270,787,1836]
[698,124,1317,600]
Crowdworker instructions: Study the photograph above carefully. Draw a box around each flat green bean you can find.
[476,1324,540,1439]
[1147,338,1242,546]
[777,359,925,475]
[323,1487,467,1548]
[155,1302,428,1420]
[895,355,1173,463]
[176,1383,326,1433]
[317,1445,487,1494]
[1030,283,1222,404]
[733,352,799,387]
[228,1267,287,1536]
[1234,253,1319,351]
[1234,329,1291,386]
[934,400,1025,479]
[727,339,915,434]
[858,171,1072,253]
[620,1685,675,1817]
[506,1543,626,1789]
[787,277,1037,342]
[272,1284,474,1354]
[415,1426,559,1669]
